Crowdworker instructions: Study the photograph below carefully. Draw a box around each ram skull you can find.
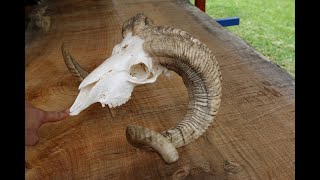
[64,33,168,115]
[62,13,222,164]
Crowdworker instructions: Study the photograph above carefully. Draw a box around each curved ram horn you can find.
[124,13,222,164]
[61,43,89,82]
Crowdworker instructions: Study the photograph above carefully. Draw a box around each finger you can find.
[43,109,70,123]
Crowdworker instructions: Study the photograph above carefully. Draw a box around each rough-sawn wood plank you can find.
[25,0,295,179]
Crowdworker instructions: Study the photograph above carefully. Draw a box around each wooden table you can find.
[25,0,295,179]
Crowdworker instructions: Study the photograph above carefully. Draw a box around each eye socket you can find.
[129,62,149,79]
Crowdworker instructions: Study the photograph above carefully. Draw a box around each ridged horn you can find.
[124,13,222,164]
[61,43,89,82]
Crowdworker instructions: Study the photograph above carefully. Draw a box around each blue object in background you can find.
[216,17,240,27]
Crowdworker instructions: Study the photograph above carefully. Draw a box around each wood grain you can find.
[25,0,295,179]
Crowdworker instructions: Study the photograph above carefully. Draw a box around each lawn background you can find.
[189,0,295,77]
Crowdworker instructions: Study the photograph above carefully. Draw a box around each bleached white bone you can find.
[69,33,167,115]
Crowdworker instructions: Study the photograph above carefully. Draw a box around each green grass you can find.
[190,0,295,77]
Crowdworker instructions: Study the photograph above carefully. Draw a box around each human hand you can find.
[25,102,69,146]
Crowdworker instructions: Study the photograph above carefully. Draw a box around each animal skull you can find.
[69,32,168,115]
[62,13,222,164]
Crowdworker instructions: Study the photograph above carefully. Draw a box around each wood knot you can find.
[200,162,211,172]
[262,80,272,86]
[224,160,241,174]
[172,166,190,178]
[25,161,32,169]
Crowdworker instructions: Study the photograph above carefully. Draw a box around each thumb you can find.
[43,109,70,123]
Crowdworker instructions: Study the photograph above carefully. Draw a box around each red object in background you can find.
[195,0,205,12]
